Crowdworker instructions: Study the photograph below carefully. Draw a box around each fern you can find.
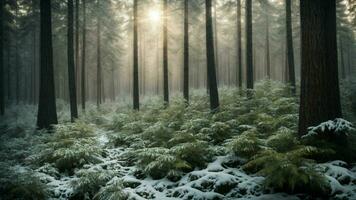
[71,168,115,199]
[134,147,190,179]
[34,122,102,172]
[0,165,48,200]
[171,140,214,169]
[227,129,262,158]
[243,147,330,195]
[93,178,128,200]
[266,127,298,152]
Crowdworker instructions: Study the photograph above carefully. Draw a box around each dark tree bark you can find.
[81,0,86,110]
[67,0,78,122]
[265,4,271,78]
[15,2,19,104]
[163,0,169,104]
[183,0,189,102]
[236,0,242,88]
[299,0,342,136]
[339,36,346,79]
[245,0,253,89]
[75,0,80,102]
[0,0,4,115]
[133,0,139,110]
[213,0,219,85]
[37,0,58,129]
[286,0,296,94]
[205,0,220,111]
[96,0,102,108]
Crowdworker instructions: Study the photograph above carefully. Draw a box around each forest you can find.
[0,0,356,199]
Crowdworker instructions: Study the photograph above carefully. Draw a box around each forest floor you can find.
[1,80,356,200]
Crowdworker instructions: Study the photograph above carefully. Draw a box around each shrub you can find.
[134,147,190,179]
[243,147,330,195]
[227,129,262,158]
[141,122,174,147]
[35,122,102,173]
[171,140,215,169]
[266,127,298,152]
[200,122,233,144]
[181,118,211,134]
[71,168,115,199]
[0,165,48,200]
[93,178,128,200]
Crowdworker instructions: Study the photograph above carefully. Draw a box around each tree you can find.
[183,0,189,102]
[133,0,139,110]
[236,0,242,88]
[75,0,80,101]
[163,0,169,104]
[298,0,342,136]
[285,0,296,94]
[245,0,253,89]
[0,0,4,115]
[96,0,102,108]
[264,1,271,78]
[67,0,78,122]
[81,0,86,110]
[37,0,58,129]
[205,0,219,111]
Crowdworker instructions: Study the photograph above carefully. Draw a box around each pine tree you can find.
[298,0,342,136]
[133,0,139,110]
[163,0,169,104]
[0,0,4,115]
[81,0,86,110]
[96,0,102,108]
[205,0,219,111]
[183,0,189,102]
[286,0,296,94]
[245,0,253,89]
[236,0,242,88]
[67,0,78,122]
[37,0,58,129]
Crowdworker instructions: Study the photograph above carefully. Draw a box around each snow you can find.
[303,118,354,138]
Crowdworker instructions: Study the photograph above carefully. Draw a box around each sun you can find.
[148,9,161,23]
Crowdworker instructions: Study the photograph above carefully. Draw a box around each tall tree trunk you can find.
[15,2,19,104]
[339,36,346,79]
[133,0,139,110]
[214,0,219,85]
[0,0,4,115]
[286,0,296,94]
[37,0,58,129]
[236,0,242,88]
[163,0,169,104]
[81,0,86,110]
[205,0,220,111]
[265,5,271,79]
[75,0,80,103]
[245,0,253,89]
[96,0,102,108]
[299,0,342,136]
[183,0,189,102]
[67,0,78,122]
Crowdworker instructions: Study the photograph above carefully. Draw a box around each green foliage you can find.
[35,121,102,172]
[171,141,215,169]
[93,178,128,200]
[201,122,233,144]
[71,168,115,199]
[243,148,330,195]
[142,122,174,147]
[134,147,191,179]
[266,127,298,152]
[0,164,48,200]
[227,129,262,158]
